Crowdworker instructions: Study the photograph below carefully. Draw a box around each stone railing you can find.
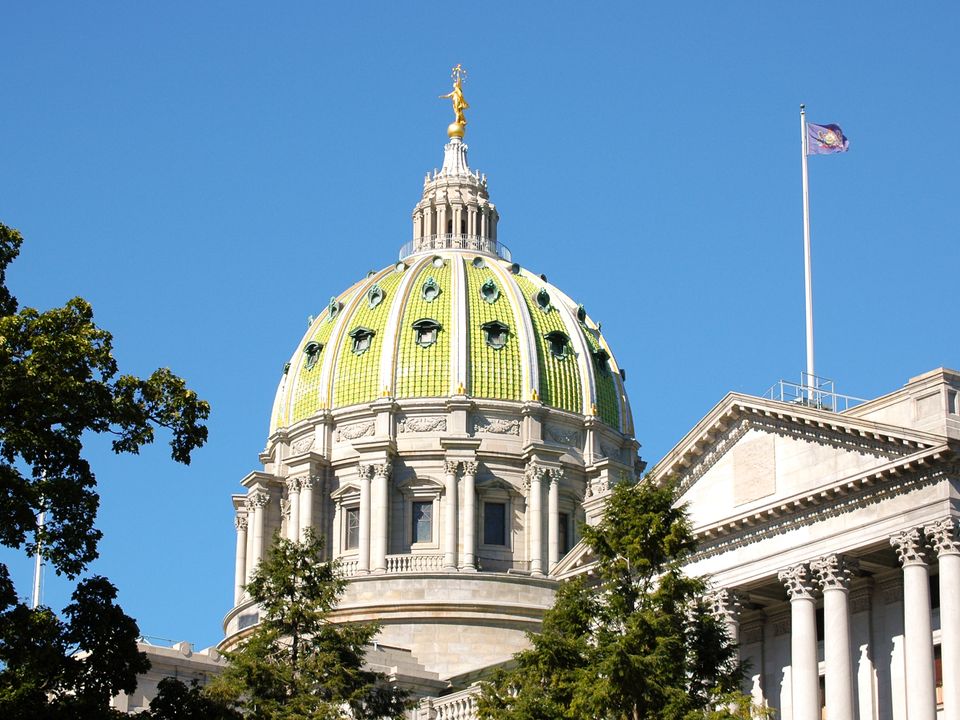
[399,234,511,262]
[417,683,481,720]
[385,553,445,573]
[337,553,446,578]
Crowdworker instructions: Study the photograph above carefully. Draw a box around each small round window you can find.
[480,279,500,304]
[472,257,486,269]
[422,276,441,302]
[535,288,551,312]
[367,284,385,309]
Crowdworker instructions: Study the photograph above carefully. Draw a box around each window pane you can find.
[412,501,432,543]
[559,513,570,554]
[484,502,506,545]
[346,507,360,550]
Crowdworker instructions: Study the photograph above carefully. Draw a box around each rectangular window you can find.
[559,513,571,554]
[345,507,360,550]
[949,389,959,415]
[412,501,432,544]
[483,502,507,545]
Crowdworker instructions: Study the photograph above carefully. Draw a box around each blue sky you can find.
[1,2,958,649]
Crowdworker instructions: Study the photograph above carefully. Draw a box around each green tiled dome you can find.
[270,250,632,435]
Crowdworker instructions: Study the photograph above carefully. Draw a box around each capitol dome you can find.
[224,85,641,692]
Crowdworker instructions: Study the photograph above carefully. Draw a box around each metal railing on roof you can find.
[763,372,866,413]
[399,234,512,261]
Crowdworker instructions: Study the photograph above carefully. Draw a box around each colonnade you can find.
[712,517,959,720]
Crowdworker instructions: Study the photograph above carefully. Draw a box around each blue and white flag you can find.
[807,123,849,155]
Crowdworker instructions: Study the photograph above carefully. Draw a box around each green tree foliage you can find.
[0,221,210,718]
[478,480,764,720]
[207,531,408,720]
[143,677,241,720]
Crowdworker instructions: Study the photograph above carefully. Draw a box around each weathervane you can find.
[439,64,469,138]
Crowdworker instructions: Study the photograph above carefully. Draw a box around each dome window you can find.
[304,341,324,369]
[480,279,500,304]
[422,276,441,302]
[432,256,445,268]
[481,320,509,350]
[328,297,341,320]
[349,327,376,355]
[509,263,520,274]
[576,304,587,323]
[367,284,385,309]
[545,331,571,359]
[592,348,611,372]
[535,288,551,312]
[395,262,406,273]
[472,257,486,269]
[412,318,442,348]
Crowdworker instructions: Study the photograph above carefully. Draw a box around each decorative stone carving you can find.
[769,608,792,636]
[245,490,270,509]
[890,528,929,566]
[444,460,460,475]
[548,467,564,484]
[811,554,858,591]
[280,498,291,521]
[398,416,447,433]
[523,462,547,489]
[740,619,764,645]
[473,416,520,435]
[300,474,319,490]
[707,588,746,620]
[599,441,621,461]
[373,463,392,479]
[337,421,375,441]
[291,436,314,454]
[545,424,583,447]
[285,476,303,493]
[924,517,960,557]
[879,574,904,605]
[234,515,248,531]
[850,582,873,613]
[357,464,374,480]
[778,563,816,600]
[462,461,479,476]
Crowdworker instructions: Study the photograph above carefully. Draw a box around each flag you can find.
[807,122,849,155]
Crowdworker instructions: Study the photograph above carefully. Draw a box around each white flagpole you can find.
[32,505,45,609]
[800,104,815,400]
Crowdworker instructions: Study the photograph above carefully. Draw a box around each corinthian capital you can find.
[549,467,565,483]
[890,528,929,567]
[357,463,374,480]
[524,462,546,489]
[925,518,960,557]
[285,476,303,493]
[778,563,816,601]
[246,489,271,509]
[811,554,858,591]
[461,461,479,476]
[234,515,248,532]
[443,459,460,476]
[706,588,746,620]
[374,463,393,479]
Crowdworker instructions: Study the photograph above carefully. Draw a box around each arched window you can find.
[304,341,323,369]
[544,331,570,359]
[412,318,442,348]
[349,327,376,355]
[481,320,509,350]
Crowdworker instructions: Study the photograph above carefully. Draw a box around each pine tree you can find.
[207,531,408,720]
[478,480,766,720]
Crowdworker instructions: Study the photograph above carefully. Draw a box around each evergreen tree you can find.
[207,531,408,719]
[0,221,210,718]
[478,480,765,720]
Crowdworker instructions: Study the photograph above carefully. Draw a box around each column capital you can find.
[234,514,248,531]
[461,460,479,476]
[924,517,960,557]
[246,489,270,509]
[811,554,859,591]
[548,466,564,484]
[523,461,547,489]
[443,459,460,476]
[285,475,303,493]
[779,563,816,601]
[373,462,393,479]
[300,474,320,490]
[890,528,929,567]
[357,463,374,480]
[706,588,747,620]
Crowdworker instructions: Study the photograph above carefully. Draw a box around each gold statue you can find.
[440,64,469,137]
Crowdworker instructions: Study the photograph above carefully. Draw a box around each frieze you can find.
[472,415,520,436]
[740,619,764,645]
[398,416,447,433]
[545,424,583,448]
[290,436,315,454]
[336,421,375,441]
[599,442,622,462]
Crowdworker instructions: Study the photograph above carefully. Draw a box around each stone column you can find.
[849,581,877,720]
[812,554,857,720]
[371,463,391,573]
[927,518,960,720]
[708,588,744,646]
[285,477,301,541]
[461,461,478,571]
[443,460,460,571]
[526,463,545,577]
[247,490,270,575]
[357,464,373,574]
[547,468,561,574]
[233,514,248,604]
[244,500,256,585]
[298,475,315,542]
[779,563,819,720]
[891,528,936,720]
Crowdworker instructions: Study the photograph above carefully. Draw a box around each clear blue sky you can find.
[2,2,958,649]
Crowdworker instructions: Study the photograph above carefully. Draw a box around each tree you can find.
[478,480,764,720]
[143,677,240,720]
[207,531,409,720]
[0,221,210,718]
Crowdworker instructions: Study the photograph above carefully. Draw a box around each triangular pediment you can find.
[648,393,948,530]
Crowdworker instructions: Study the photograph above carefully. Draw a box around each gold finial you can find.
[589,403,598,416]
[381,386,391,398]
[531,388,540,402]
[456,381,466,395]
[439,64,469,138]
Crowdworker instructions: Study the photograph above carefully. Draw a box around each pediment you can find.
[648,393,947,528]
[395,474,445,494]
[330,481,361,500]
